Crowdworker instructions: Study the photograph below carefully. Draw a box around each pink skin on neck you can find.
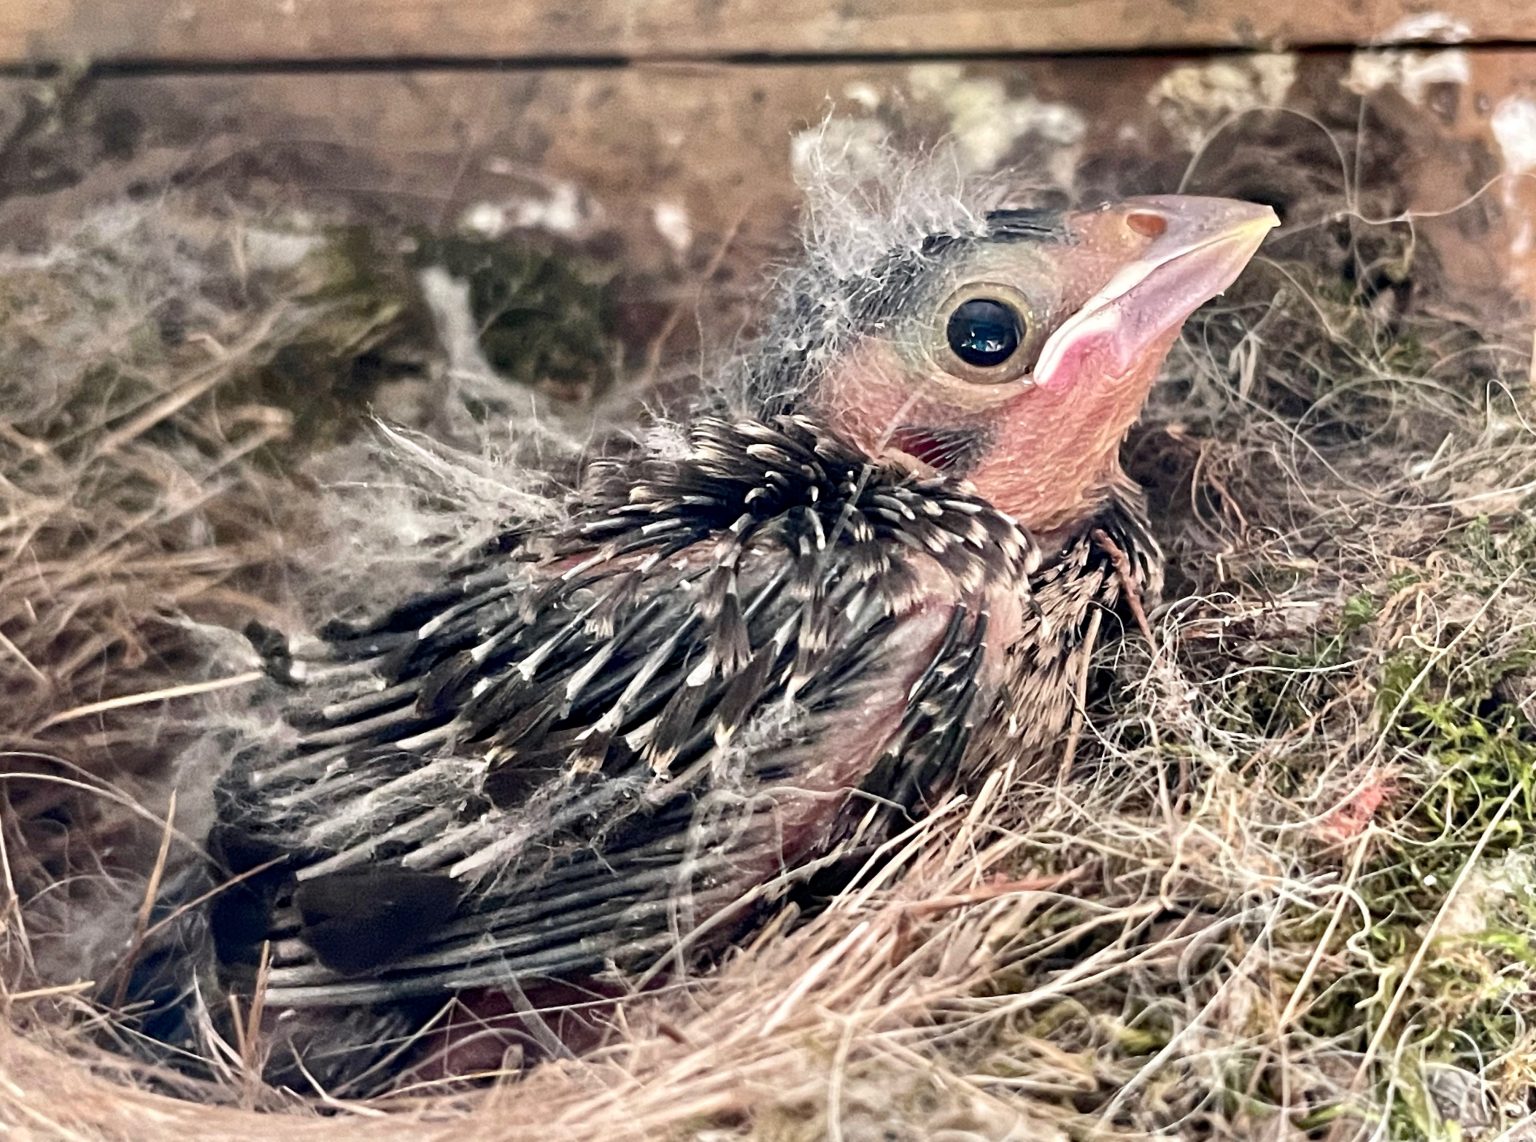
[964,327,1178,538]
[813,326,1175,542]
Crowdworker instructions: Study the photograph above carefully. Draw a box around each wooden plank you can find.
[0,0,1523,68]
[0,51,1529,325]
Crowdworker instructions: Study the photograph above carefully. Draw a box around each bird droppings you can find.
[412,233,616,400]
[1146,54,1298,150]
[652,201,694,257]
[841,81,883,113]
[2,124,1536,1141]
[1490,96,1536,263]
[417,265,499,383]
[1346,47,1472,106]
[461,200,511,237]
[906,65,1087,176]
[1373,11,1475,45]
[457,181,597,240]
[1492,95,1536,174]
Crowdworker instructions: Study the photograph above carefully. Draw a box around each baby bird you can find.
[129,185,1275,1090]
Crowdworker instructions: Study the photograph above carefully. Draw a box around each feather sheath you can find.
[213,415,1050,1007]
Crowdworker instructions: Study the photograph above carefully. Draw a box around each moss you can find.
[239,226,434,458]
[412,234,616,404]
[1296,639,1536,1137]
[239,227,616,460]
[968,533,1536,1136]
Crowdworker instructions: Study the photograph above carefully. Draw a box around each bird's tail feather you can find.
[104,859,225,1076]
[107,857,441,1095]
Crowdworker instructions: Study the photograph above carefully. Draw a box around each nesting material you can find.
[1,128,1534,1142]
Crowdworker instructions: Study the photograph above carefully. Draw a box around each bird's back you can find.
[210,415,1038,1024]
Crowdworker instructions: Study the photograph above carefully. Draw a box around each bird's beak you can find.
[1033,196,1279,390]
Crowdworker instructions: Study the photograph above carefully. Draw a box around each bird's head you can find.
[796,195,1276,540]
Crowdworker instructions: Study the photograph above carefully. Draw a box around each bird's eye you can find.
[934,285,1039,384]
[946,298,1021,367]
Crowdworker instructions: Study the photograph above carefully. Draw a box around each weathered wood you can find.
[0,50,1530,323]
[0,0,1522,67]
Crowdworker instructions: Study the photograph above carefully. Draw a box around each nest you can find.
[3,107,1536,1141]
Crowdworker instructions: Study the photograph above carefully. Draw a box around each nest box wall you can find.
[0,1,1532,358]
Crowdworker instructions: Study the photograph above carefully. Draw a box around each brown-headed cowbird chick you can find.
[127,183,1275,1092]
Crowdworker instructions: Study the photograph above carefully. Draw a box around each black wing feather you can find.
[213,417,1030,1008]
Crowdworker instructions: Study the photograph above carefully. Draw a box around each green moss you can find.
[412,234,615,403]
[249,228,616,458]
[1298,638,1536,1137]
[978,546,1536,1135]
[248,226,437,457]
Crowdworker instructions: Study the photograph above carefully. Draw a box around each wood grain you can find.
[0,0,1521,67]
[0,51,1528,320]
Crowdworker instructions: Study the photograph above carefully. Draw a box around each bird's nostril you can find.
[1125,211,1169,239]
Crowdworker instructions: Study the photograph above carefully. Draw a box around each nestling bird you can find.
[124,180,1275,1091]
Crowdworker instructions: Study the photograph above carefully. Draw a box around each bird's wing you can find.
[213,417,1031,1007]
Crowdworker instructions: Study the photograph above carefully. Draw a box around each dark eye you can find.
[933,285,1040,384]
[945,298,1024,368]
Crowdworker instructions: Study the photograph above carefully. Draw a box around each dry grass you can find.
[3,166,1536,1142]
